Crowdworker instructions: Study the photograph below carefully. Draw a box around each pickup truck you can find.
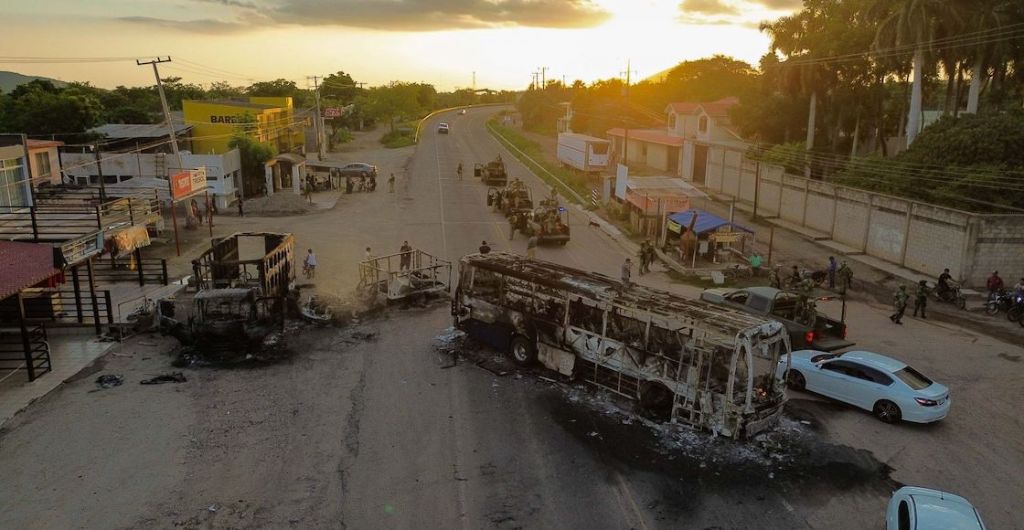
[700,286,854,352]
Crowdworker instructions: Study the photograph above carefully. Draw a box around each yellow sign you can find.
[712,232,742,243]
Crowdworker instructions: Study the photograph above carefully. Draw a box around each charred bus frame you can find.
[452,253,791,438]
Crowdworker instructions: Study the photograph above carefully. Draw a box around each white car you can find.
[886,486,986,529]
[437,122,450,134]
[776,350,950,423]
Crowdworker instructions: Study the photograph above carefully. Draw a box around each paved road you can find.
[0,107,1020,529]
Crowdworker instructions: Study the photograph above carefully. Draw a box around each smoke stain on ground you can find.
[537,386,897,516]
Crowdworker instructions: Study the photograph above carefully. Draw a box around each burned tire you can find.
[638,382,674,421]
[786,370,806,391]
[508,335,537,366]
[873,400,902,424]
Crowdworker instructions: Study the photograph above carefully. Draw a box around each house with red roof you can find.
[606,96,748,183]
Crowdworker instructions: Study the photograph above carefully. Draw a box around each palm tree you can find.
[872,0,962,146]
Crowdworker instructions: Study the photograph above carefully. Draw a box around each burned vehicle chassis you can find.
[453,253,791,438]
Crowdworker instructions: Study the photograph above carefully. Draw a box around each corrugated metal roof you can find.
[91,123,192,139]
[0,241,61,301]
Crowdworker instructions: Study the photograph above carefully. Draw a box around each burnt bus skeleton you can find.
[453,253,791,438]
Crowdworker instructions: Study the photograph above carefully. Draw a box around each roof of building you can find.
[606,128,684,146]
[0,241,61,301]
[26,139,64,149]
[665,97,741,118]
[91,123,193,139]
[667,209,754,235]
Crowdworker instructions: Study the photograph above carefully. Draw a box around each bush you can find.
[381,129,415,148]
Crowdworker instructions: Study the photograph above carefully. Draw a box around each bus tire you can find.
[509,335,537,366]
[638,382,673,421]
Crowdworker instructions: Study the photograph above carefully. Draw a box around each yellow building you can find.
[182,97,306,155]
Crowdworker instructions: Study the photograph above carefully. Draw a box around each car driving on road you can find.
[777,350,950,423]
[339,163,378,179]
[886,486,987,529]
[438,122,450,134]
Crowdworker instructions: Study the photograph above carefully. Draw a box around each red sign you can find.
[170,172,192,200]
[324,107,342,118]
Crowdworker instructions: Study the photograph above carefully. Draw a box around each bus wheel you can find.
[509,335,537,366]
[639,382,673,421]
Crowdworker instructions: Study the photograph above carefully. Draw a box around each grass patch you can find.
[486,119,594,208]
[381,128,416,148]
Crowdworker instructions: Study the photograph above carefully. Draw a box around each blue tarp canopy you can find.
[666,209,753,235]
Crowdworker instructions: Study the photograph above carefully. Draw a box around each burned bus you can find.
[452,253,791,438]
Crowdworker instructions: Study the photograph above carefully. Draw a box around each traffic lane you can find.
[796,297,1024,529]
[447,107,630,278]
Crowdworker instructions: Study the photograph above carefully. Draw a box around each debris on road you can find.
[140,372,187,385]
[95,374,124,389]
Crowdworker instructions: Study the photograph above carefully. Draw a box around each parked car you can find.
[438,122,450,134]
[886,486,986,530]
[776,350,950,423]
[339,163,377,179]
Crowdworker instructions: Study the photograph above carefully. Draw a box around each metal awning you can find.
[667,209,753,235]
[0,241,61,301]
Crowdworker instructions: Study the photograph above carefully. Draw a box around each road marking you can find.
[432,130,449,257]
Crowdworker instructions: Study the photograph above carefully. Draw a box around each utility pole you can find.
[308,75,325,160]
[620,59,635,169]
[752,138,761,220]
[539,66,549,89]
[92,143,107,200]
[472,71,476,91]
[137,57,183,175]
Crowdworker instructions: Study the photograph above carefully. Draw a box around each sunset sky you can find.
[4,0,800,90]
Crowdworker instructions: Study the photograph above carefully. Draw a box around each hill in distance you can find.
[0,71,67,93]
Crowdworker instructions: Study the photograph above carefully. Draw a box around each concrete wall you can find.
[62,149,242,209]
[698,143,1024,287]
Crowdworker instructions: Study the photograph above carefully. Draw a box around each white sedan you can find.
[886,486,986,529]
[776,350,950,423]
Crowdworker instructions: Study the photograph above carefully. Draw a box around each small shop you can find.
[665,209,753,267]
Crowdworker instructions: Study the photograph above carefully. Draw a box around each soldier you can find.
[388,173,396,193]
[643,240,656,274]
[621,258,632,287]
[508,212,518,240]
[913,280,930,319]
[768,265,781,289]
[890,285,909,325]
[638,241,649,275]
[837,260,853,295]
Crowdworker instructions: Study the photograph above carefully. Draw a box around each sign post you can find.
[167,167,209,256]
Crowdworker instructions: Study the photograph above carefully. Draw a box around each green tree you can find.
[365,83,423,132]
[229,133,277,196]
[0,80,102,136]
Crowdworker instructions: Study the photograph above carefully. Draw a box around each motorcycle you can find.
[783,269,827,290]
[984,289,1020,318]
[1007,293,1024,323]
[934,281,967,310]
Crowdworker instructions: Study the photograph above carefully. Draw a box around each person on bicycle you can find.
[457,162,463,180]
[303,248,317,279]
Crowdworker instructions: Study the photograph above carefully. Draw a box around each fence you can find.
[0,288,113,330]
[0,191,160,243]
[701,144,1024,287]
[0,325,51,382]
[92,256,169,286]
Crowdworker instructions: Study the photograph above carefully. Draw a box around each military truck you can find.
[474,155,508,186]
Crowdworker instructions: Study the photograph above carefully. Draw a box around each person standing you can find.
[235,191,244,217]
[749,252,763,277]
[637,242,649,275]
[768,265,781,288]
[303,179,313,204]
[621,258,632,288]
[388,173,396,193]
[827,256,838,289]
[479,240,491,254]
[526,234,538,260]
[508,212,518,240]
[644,240,656,274]
[890,285,909,325]
[913,280,929,319]
[364,247,372,261]
[457,162,463,180]
[986,270,1004,298]
[303,248,317,279]
[837,260,853,295]
[399,241,412,270]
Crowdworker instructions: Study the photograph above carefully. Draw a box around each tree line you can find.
[517,0,1024,211]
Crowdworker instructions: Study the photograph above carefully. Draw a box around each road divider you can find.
[485,120,590,207]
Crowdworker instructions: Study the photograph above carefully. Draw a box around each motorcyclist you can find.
[936,268,953,296]
[1015,278,1024,296]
